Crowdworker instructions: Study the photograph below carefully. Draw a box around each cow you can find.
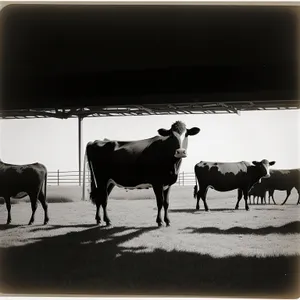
[82,121,200,227]
[0,160,48,225]
[248,182,267,205]
[260,169,300,205]
[193,160,276,211]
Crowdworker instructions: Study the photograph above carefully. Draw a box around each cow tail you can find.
[194,180,198,199]
[82,147,87,201]
[85,145,97,204]
[44,171,47,201]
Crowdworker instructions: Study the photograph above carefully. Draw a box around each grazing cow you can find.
[248,183,267,205]
[0,160,48,225]
[193,160,276,211]
[82,121,200,226]
[260,169,300,205]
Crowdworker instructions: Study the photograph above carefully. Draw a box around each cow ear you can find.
[187,127,200,136]
[252,161,259,166]
[158,129,171,136]
[269,161,276,166]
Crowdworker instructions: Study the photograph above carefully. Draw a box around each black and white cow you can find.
[0,160,48,225]
[261,168,300,205]
[82,121,200,227]
[193,160,276,211]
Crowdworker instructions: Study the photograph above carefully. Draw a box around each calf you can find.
[193,160,275,211]
[0,160,49,225]
[248,183,267,205]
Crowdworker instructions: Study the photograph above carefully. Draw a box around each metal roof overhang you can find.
[0,99,299,119]
[1,4,299,119]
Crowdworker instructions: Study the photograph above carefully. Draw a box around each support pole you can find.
[78,116,83,186]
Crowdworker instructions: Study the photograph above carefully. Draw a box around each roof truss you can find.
[0,100,299,120]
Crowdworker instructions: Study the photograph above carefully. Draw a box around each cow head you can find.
[252,159,276,181]
[158,121,200,158]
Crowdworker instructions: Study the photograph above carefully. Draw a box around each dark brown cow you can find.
[261,169,300,205]
[247,183,267,205]
[0,160,48,225]
[193,160,276,211]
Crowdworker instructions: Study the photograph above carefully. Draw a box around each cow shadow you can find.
[252,207,285,211]
[0,224,23,230]
[169,208,199,213]
[169,208,236,213]
[0,224,299,298]
[183,221,300,235]
[29,224,99,232]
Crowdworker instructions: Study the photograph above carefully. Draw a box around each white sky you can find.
[0,110,299,173]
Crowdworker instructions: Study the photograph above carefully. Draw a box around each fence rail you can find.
[47,170,196,186]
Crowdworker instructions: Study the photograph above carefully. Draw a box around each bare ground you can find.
[0,186,299,298]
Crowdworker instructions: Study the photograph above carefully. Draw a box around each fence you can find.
[47,170,196,186]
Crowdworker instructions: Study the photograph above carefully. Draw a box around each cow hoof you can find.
[6,221,11,225]
[157,222,163,227]
[196,206,200,210]
[165,222,170,227]
[235,207,239,210]
[28,221,33,225]
[105,222,112,227]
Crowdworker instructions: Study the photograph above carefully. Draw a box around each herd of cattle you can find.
[0,121,299,227]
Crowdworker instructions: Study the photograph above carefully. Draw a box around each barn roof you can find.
[1,3,299,119]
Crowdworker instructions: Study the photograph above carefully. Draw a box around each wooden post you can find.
[57,169,60,186]
[182,171,185,186]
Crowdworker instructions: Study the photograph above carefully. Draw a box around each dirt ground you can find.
[0,186,299,298]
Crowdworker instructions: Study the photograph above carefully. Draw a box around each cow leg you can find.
[38,191,49,225]
[102,184,114,226]
[95,200,101,225]
[281,189,291,205]
[270,190,276,205]
[163,187,171,226]
[235,188,243,210]
[243,190,249,210]
[28,194,38,225]
[4,196,11,225]
[91,187,101,225]
[296,188,300,205]
[200,186,209,211]
[196,190,201,210]
[153,185,164,227]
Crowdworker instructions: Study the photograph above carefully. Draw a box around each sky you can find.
[0,110,299,174]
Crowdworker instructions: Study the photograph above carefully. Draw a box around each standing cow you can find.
[261,169,300,205]
[248,182,267,205]
[193,160,276,211]
[83,121,200,227]
[0,160,49,225]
